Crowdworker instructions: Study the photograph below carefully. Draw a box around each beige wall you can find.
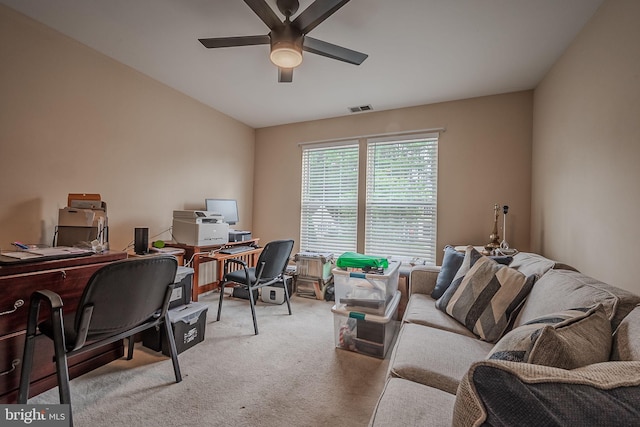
[532,0,640,293]
[254,91,533,264]
[0,5,255,252]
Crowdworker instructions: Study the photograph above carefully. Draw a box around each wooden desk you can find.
[126,247,185,266]
[0,251,127,403]
[200,246,263,287]
[167,239,260,301]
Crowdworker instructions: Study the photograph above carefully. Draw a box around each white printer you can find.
[172,210,229,246]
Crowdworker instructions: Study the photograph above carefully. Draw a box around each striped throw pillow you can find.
[437,255,535,342]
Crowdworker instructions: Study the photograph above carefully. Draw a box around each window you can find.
[300,132,438,264]
[300,143,359,254]
[365,135,438,264]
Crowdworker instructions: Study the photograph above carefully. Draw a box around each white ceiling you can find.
[2,0,604,128]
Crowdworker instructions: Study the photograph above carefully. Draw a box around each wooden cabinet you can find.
[0,251,127,403]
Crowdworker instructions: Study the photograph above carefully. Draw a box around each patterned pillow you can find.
[453,360,640,427]
[437,255,535,342]
[488,304,612,369]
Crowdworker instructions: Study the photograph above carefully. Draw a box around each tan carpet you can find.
[30,291,392,426]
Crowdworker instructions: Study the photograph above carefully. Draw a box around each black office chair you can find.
[18,256,181,426]
[217,239,294,335]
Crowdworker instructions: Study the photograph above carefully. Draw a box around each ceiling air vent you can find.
[348,104,373,113]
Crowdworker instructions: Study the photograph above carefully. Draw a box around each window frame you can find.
[299,131,440,265]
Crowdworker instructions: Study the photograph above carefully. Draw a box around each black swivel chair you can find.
[18,256,182,426]
[217,239,294,335]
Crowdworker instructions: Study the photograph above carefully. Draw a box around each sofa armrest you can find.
[453,360,640,427]
[409,265,441,296]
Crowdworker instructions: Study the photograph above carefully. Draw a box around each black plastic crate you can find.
[169,266,193,309]
[142,302,207,356]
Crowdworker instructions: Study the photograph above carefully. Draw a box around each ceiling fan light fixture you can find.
[270,42,303,68]
[199,0,368,82]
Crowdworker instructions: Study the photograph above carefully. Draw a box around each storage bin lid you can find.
[294,251,334,262]
[167,301,208,324]
[175,266,194,282]
[331,290,400,323]
[332,260,400,279]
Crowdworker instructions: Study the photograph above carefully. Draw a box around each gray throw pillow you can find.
[435,246,483,311]
[488,304,612,369]
[437,255,535,343]
[431,246,465,299]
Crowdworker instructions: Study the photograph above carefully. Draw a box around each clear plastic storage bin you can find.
[332,290,400,358]
[294,252,334,280]
[332,261,400,314]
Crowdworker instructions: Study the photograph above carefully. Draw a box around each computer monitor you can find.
[205,198,239,225]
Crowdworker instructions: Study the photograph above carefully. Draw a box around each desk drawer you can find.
[0,332,55,398]
[0,263,110,336]
[0,332,124,402]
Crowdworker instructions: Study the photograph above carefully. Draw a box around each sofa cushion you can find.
[368,378,455,427]
[452,360,640,427]
[509,251,577,278]
[388,323,493,394]
[437,256,535,342]
[402,294,477,338]
[612,305,640,361]
[431,245,513,299]
[513,269,627,329]
[487,304,612,369]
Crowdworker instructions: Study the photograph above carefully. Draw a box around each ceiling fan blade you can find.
[199,35,270,48]
[303,36,367,65]
[244,0,283,30]
[293,0,351,34]
[278,68,294,83]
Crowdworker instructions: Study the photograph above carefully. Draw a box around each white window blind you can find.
[365,135,438,264]
[300,144,359,254]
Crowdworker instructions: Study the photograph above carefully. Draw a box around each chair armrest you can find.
[408,265,441,296]
[25,290,64,336]
[31,290,64,309]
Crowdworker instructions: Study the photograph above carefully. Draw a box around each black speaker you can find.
[134,227,149,254]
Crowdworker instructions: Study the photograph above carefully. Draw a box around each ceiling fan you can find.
[198,0,368,82]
